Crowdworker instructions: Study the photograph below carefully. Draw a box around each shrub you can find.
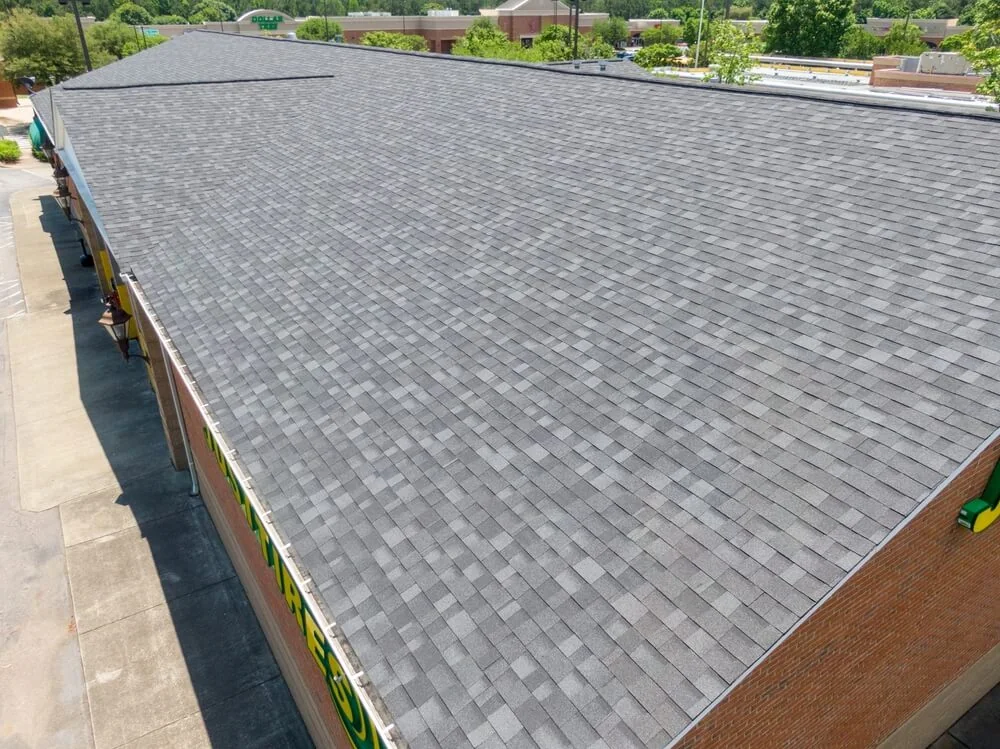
[648,6,670,16]
[882,20,928,55]
[634,42,682,67]
[0,140,22,163]
[295,17,344,41]
[641,23,683,45]
[360,31,428,50]
[122,34,169,55]
[840,25,884,58]
[32,147,49,163]
[152,14,188,23]
[728,5,753,18]
[111,2,152,24]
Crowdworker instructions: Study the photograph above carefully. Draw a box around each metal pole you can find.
[68,0,92,71]
[572,0,579,58]
[324,0,329,39]
[694,0,707,68]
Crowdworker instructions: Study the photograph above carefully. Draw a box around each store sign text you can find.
[204,427,382,749]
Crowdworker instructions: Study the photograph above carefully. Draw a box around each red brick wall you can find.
[172,361,355,749]
[676,437,1000,748]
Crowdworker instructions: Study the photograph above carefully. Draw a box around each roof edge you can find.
[664,425,1000,749]
[181,30,1000,122]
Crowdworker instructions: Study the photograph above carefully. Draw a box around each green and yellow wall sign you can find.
[251,14,283,29]
[957,454,1000,533]
[204,427,384,749]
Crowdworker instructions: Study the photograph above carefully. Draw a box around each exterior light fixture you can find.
[54,166,71,216]
[98,296,147,362]
[957,456,1000,533]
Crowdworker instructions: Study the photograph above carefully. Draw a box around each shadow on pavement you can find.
[37,193,313,749]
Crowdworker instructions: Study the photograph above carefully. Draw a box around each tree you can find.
[706,18,759,82]
[593,17,630,46]
[871,0,907,15]
[641,22,683,44]
[152,14,189,21]
[88,20,135,58]
[295,17,344,39]
[187,0,235,21]
[764,0,855,56]
[605,0,651,18]
[121,33,169,54]
[648,5,670,15]
[839,24,884,56]
[0,10,113,81]
[971,0,1000,21]
[111,2,153,23]
[882,20,928,53]
[957,18,1000,103]
[533,23,615,59]
[421,0,444,9]
[728,4,753,17]
[633,41,682,64]
[360,30,429,49]
[452,18,534,58]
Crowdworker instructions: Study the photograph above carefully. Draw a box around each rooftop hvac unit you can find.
[918,52,971,75]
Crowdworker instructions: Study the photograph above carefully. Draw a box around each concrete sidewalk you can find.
[1,186,312,748]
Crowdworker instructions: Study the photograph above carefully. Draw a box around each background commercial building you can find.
[34,32,1000,749]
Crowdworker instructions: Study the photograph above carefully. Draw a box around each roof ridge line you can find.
[63,72,337,91]
[186,29,1000,122]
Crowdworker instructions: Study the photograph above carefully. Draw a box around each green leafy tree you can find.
[0,10,113,81]
[633,41,682,64]
[706,18,760,82]
[764,0,855,56]
[152,14,189,21]
[958,20,1000,103]
[606,0,651,18]
[533,23,615,59]
[882,20,928,53]
[938,30,970,49]
[593,16,630,45]
[88,20,134,58]
[971,0,1000,21]
[111,2,153,23]
[421,0,444,9]
[641,22,683,43]
[294,17,343,39]
[452,18,534,58]
[648,5,670,15]
[360,30,429,49]
[187,0,235,21]
[839,25,884,56]
[121,33,169,54]
[871,0,907,15]
[728,4,753,17]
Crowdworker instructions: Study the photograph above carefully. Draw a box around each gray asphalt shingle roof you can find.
[45,31,1000,748]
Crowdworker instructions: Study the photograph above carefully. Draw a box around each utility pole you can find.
[59,0,92,71]
[323,0,329,39]
[571,0,580,59]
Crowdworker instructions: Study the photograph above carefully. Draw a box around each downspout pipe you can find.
[162,335,199,497]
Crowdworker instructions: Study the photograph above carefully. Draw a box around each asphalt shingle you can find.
[42,31,1000,748]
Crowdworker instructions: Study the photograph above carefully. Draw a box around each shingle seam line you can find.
[63,73,338,91]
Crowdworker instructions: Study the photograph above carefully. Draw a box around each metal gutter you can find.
[663,424,1000,748]
[121,272,399,749]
